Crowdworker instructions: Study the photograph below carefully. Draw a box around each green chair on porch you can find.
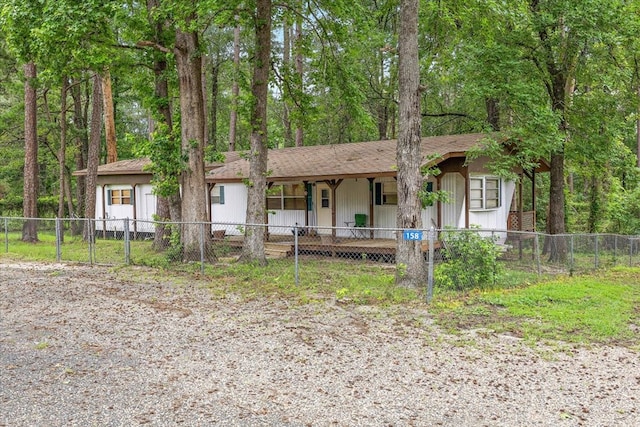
[353,214,367,238]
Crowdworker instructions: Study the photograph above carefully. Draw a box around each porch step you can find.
[264,243,292,259]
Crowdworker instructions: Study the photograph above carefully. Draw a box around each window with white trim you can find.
[108,189,132,205]
[320,188,330,208]
[469,176,501,210]
[211,185,225,204]
[267,184,306,210]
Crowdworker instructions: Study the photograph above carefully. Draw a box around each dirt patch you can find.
[1,261,639,426]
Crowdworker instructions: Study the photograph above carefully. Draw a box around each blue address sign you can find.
[402,230,423,241]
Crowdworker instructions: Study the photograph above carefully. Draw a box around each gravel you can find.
[0,261,638,426]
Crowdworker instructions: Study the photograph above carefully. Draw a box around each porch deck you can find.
[218,234,440,261]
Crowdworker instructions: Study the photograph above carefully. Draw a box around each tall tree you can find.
[229,16,241,151]
[71,78,89,223]
[102,68,118,163]
[174,20,212,260]
[83,75,103,241]
[57,77,71,222]
[239,0,272,264]
[293,13,304,147]
[395,0,424,288]
[22,61,38,242]
[143,0,182,247]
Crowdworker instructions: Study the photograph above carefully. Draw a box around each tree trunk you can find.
[282,22,293,147]
[57,76,69,242]
[83,74,103,241]
[153,196,171,251]
[229,18,241,152]
[58,77,68,221]
[587,174,600,234]
[71,77,88,233]
[102,68,118,163]
[239,0,271,265]
[395,0,424,288]
[637,85,640,168]
[294,16,303,147]
[545,70,570,261]
[175,25,212,261]
[22,61,39,242]
[486,97,500,131]
[546,150,566,260]
[210,57,220,151]
[146,0,182,246]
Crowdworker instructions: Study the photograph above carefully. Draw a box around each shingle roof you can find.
[72,158,152,176]
[73,152,244,176]
[207,133,488,183]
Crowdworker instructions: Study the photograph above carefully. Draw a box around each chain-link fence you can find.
[3,217,640,291]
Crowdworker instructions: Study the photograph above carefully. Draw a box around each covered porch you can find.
[218,233,441,261]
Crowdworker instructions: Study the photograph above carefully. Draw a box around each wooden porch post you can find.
[531,169,536,229]
[207,183,213,223]
[463,167,470,228]
[324,179,343,240]
[518,173,524,231]
[436,175,442,229]
[303,180,309,227]
[368,177,374,239]
[265,182,273,241]
[132,183,138,237]
[101,185,107,239]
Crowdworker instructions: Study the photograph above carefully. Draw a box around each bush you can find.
[0,195,61,217]
[435,227,503,291]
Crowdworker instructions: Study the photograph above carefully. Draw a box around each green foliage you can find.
[163,224,183,263]
[603,177,640,235]
[136,123,183,198]
[435,227,503,291]
[0,195,59,217]
[433,268,640,346]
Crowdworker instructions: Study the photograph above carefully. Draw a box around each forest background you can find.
[0,0,640,244]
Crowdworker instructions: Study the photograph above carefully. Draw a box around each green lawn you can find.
[432,267,640,346]
[2,231,639,347]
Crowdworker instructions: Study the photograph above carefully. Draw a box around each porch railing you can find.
[508,210,535,232]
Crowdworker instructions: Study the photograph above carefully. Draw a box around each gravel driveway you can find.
[1,261,638,426]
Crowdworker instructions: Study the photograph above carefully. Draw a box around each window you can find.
[211,185,225,204]
[374,181,397,206]
[267,184,306,210]
[469,176,501,210]
[108,189,132,205]
[321,189,330,208]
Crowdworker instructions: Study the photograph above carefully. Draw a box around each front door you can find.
[316,183,332,234]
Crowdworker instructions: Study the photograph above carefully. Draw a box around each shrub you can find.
[435,227,503,291]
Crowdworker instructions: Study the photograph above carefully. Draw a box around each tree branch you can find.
[136,40,172,54]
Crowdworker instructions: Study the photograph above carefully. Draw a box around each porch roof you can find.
[73,152,243,177]
[207,133,486,183]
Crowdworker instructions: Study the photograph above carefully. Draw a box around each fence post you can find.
[427,227,435,303]
[294,224,299,286]
[89,218,94,265]
[55,217,62,262]
[534,233,541,276]
[491,230,497,287]
[594,234,599,269]
[200,222,205,275]
[569,235,574,276]
[124,217,131,265]
[4,217,8,253]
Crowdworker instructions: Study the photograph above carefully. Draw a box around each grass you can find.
[140,258,420,305]
[432,267,640,346]
[2,230,640,347]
